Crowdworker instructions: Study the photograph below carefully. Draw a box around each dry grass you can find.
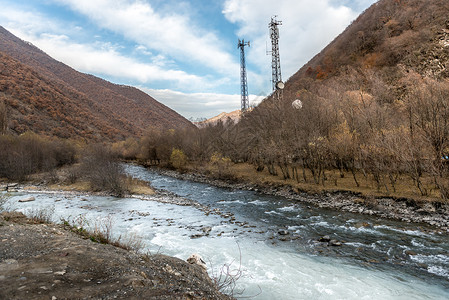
[124,177,156,195]
[29,164,155,196]
[61,214,145,252]
[47,181,91,192]
[25,206,55,223]
[47,178,155,196]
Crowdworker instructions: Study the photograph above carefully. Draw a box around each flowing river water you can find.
[2,164,449,299]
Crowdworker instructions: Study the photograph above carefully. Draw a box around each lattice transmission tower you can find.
[268,16,283,92]
[238,39,250,112]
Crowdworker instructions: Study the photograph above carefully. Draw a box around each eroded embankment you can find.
[0,211,232,300]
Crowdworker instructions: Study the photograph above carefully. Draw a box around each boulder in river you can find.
[202,227,212,235]
[328,240,343,247]
[278,230,289,236]
[354,222,371,229]
[190,234,204,239]
[318,235,331,242]
[405,250,417,256]
[187,254,207,271]
[19,196,35,203]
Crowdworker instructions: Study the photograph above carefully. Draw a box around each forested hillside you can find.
[0,26,194,141]
[0,52,136,140]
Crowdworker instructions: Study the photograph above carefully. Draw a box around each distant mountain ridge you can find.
[0,26,194,141]
[194,110,241,128]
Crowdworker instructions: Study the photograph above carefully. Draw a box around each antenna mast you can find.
[238,39,250,112]
[268,16,283,92]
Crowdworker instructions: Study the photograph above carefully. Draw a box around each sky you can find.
[0,0,377,119]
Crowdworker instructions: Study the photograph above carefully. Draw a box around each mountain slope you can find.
[281,0,449,100]
[0,51,133,140]
[0,26,194,140]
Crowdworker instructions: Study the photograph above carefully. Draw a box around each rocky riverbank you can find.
[0,211,232,300]
[149,168,449,233]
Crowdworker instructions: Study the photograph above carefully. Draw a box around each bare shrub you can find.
[0,133,76,181]
[208,243,261,298]
[364,195,379,209]
[66,165,80,184]
[0,97,7,135]
[79,144,128,196]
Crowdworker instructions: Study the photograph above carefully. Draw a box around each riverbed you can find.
[2,164,449,299]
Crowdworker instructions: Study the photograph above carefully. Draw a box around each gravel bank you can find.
[151,168,449,233]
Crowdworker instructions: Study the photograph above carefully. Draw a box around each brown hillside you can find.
[0,26,194,140]
[224,0,449,200]
[282,0,449,100]
[0,52,133,140]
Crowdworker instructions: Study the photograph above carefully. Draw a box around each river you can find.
[2,164,449,299]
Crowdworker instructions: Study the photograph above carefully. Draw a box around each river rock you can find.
[328,240,342,247]
[187,254,207,271]
[278,230,289,236]
[354,222,371,229]
[318,235,331,242]
[405,250,417,256]
[19,197,35,203]
[202,227,212,235]
[131,279,146,288]
[5,183,18,191]
[0,259,19,271]
[190,234,203,239]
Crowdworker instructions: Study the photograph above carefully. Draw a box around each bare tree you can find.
[79,144,127,196]
[406,76,449,199]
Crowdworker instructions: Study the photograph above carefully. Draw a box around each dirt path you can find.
[0,211,232,300]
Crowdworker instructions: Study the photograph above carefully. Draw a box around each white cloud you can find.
[0,4,226,91]
[8,28,211,90]
[0,0,378,117]
[142,88,263,119]
[53,0,240,77]
[135,45,152,56]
